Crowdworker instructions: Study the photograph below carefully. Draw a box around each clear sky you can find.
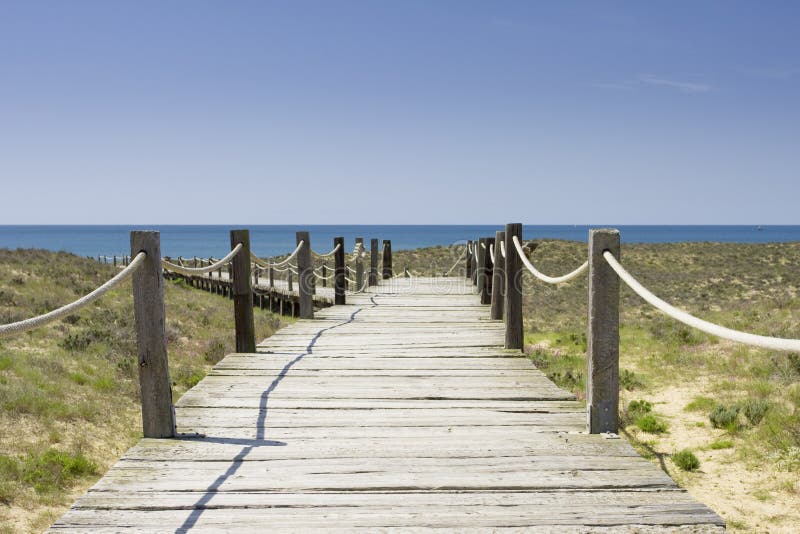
[1,1,798,224]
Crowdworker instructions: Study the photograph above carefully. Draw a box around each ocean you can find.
[0,225,798,259]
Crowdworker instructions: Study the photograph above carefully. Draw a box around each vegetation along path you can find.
[52,276,723,532]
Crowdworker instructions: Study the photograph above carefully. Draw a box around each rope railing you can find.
[311,242,341,258]
[499,240,506,258]
[512,235,588,284]
[488,244,495,265]
[348,242,366,263]
[603,251,800,352]
[250,241,304,269]
[161,244,244,276]
[0,252,146,337]
[444,245,468,276]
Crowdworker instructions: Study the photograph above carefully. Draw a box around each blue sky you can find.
[1,1,798,224]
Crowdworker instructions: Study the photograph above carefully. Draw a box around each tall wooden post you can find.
[471,244,479,286]
[334,237,346,305]
[230,229,255,353]
[296,231,313,319]
[269,266,274,288]
[130,231,175,438]
[490,231,506,320]
[504,223,523,350]
[369,238,379,286]
[481,237,495,305]
[355,237,364,291]
[321,263,327,288]
[287,271,293,292]
[587,228,621,434]
[476,238,487,296]
[382,240,392,279]
[465,240,473,278]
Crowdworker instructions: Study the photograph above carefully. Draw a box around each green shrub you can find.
[742,398,770,426]
[627,399,653,417]
[620,369,643,390]
[673,449,700,471]
[709,439,734,450]
[636,414,668,433]
[684,396,716,412]
[710,404,740,430]
[21,449,97,494]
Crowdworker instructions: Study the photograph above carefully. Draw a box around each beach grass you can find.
[0,249,284,532]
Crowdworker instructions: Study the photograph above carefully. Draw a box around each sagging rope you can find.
[444,245,468,276]
[603,251,800,352]
[488,244,495,265]
[311,242,341,258]
[162,244,244,276]
[343,275,370,293]
[512,236,588,284]
[499,240,506,258]
[250,241,304,269]
[0,252,147,337]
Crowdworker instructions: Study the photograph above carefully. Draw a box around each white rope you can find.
[250,241,304,269]
[312,242,341,258]
[603,251,800,352]
[346,242,366,263]
[0,252,146,337]
[162,244,243,275]
[500,240,506,258]
[488,244,495,265]
[444,245,468,276]
[345,276,357,284]
[467,243,473,254]
[270,264,292,273]
[315,271,335,281]
[512,236,588,284]
[349,276,369,294]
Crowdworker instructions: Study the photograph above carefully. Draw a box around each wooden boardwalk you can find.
[53,277,724,532]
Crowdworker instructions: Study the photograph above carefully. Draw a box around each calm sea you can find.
[0,225,798,258]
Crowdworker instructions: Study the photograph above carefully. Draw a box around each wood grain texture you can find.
[130,231,175,438]
[53,275,723,532]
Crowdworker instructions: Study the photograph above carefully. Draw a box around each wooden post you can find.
[481,237,495,305]
[476,238,487,297]
[382,240,392,279]
[253,266,259,287]
[465,240,473,278]
[296,231,313,319]
[504,223,523,350]
[490,230,506,320]
[369,238,379,286]
[130,231,175,438]
[355,237,364,291]
[230,229,255,353]
[471,244,479,286]
[288,271,293,292]
[321,263,327,288]
[334,236,346,305]
[269,266,274,288]
[587,228,621,434]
